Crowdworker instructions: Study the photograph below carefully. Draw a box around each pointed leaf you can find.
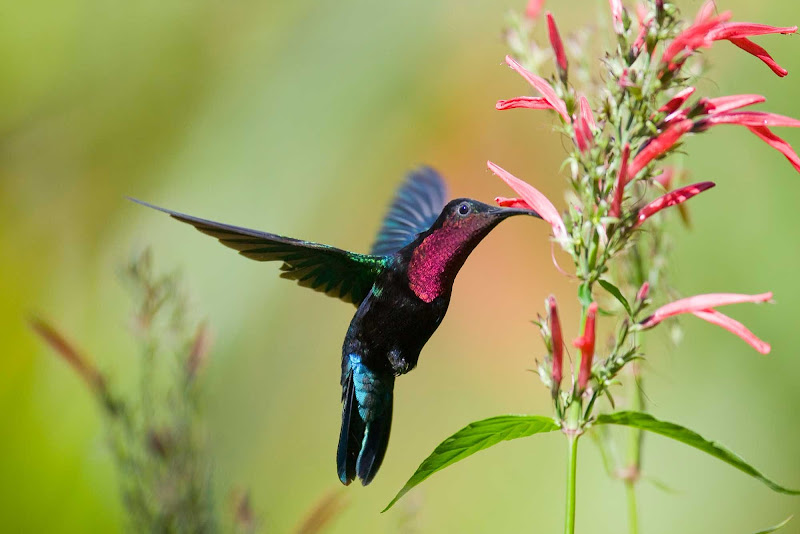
[595,411,800,495]
[383,415,558,511]
[754,516,793,534]
[599,279,632,316]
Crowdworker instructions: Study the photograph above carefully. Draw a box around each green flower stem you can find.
[625,480,639,534]
[564,434,580,534]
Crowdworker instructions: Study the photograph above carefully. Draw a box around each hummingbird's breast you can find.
[343,266,450,376]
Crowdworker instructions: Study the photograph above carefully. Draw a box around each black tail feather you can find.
[356,395,393,486]
[337,372,364,485]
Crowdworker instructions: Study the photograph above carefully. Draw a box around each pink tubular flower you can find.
[547,296,564,393]
[708,22,797,77]
[546,12,569,78]
[488,160,567,239]
[746,126,800,173]
[574,96,596,152]
[659,87,696,117]
[728,37,789,77]
[628,119,693,178]
[698,94,766,115]
[495,196,530,209]
[640,292,773,354]
[496,96,553,111]
[609,144,630,218]
[636,282,650,303]
[609,0,624,34]
[635,181,715,226]
[503,55,570,122]
[526,0,545,20]
[574,302,598,391]
[661,12,732,70]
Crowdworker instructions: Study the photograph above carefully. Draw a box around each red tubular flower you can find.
[574,302,598,391]
[661,12,732,70]
[697,111,800,129]
[698,94,766,115]
[708,22,797,77]
[496,96,553,111]
[636,282,650,303]
[658,87,696,116]
[526,0,545,20]
[503,55,571,122]
[728,37,789,77]
[488,161,568,239]
[609,0,624,34]
[640,292,773,354]
[708,22,797,41]
[609,144,630,218]
[574,95,596,152]
[635,181,715,226]
[546,12,568,79]
[547,296,564,393]
[628,119,693,178]
[746,126,800,173]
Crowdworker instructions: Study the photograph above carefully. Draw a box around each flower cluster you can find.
[492,0,794,420]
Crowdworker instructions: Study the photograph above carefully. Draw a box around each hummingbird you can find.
[131,167,540,485]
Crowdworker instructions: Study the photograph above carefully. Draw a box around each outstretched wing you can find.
[131,199,386,305]
[370,167,449,255]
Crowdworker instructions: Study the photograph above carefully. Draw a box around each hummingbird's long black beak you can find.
[487,205,543,220]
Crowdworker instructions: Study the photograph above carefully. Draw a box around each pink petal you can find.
[701,94,766,114]
[628,119,693,177]
[636,282,650,302]
[641,292,773,327]
[709,22,797,40]
[609,144,630,218]
[695,0,717,23]
[692,309,771,354]
[546,12,569,75]
[700,111,800,128]
[746,126,800,173]
[505,55,571,122]
[728,37,789,77]
[635,181,715,226]
[496,96,554,111]
[526,0,545,20]
[487,160,567,239]
[609,0,624,33]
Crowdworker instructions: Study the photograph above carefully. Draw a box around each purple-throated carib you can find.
[132,168,540,485]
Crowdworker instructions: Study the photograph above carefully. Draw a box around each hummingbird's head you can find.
[435,198,541,234]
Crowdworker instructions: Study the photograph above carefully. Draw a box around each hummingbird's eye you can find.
[457,202,470,216]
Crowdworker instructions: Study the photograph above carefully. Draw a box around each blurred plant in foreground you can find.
[32,249,350,534]
[32,250,218,533]
[384,1,799,533]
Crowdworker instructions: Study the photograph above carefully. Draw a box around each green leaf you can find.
[754,516,793,534]
[595,411,800,495]
[383,415,559,512]
[598,279,632,316]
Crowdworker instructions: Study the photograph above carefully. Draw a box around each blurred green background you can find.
[2,0,799,532]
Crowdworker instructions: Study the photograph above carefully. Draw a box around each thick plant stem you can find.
[564,434,579,534]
